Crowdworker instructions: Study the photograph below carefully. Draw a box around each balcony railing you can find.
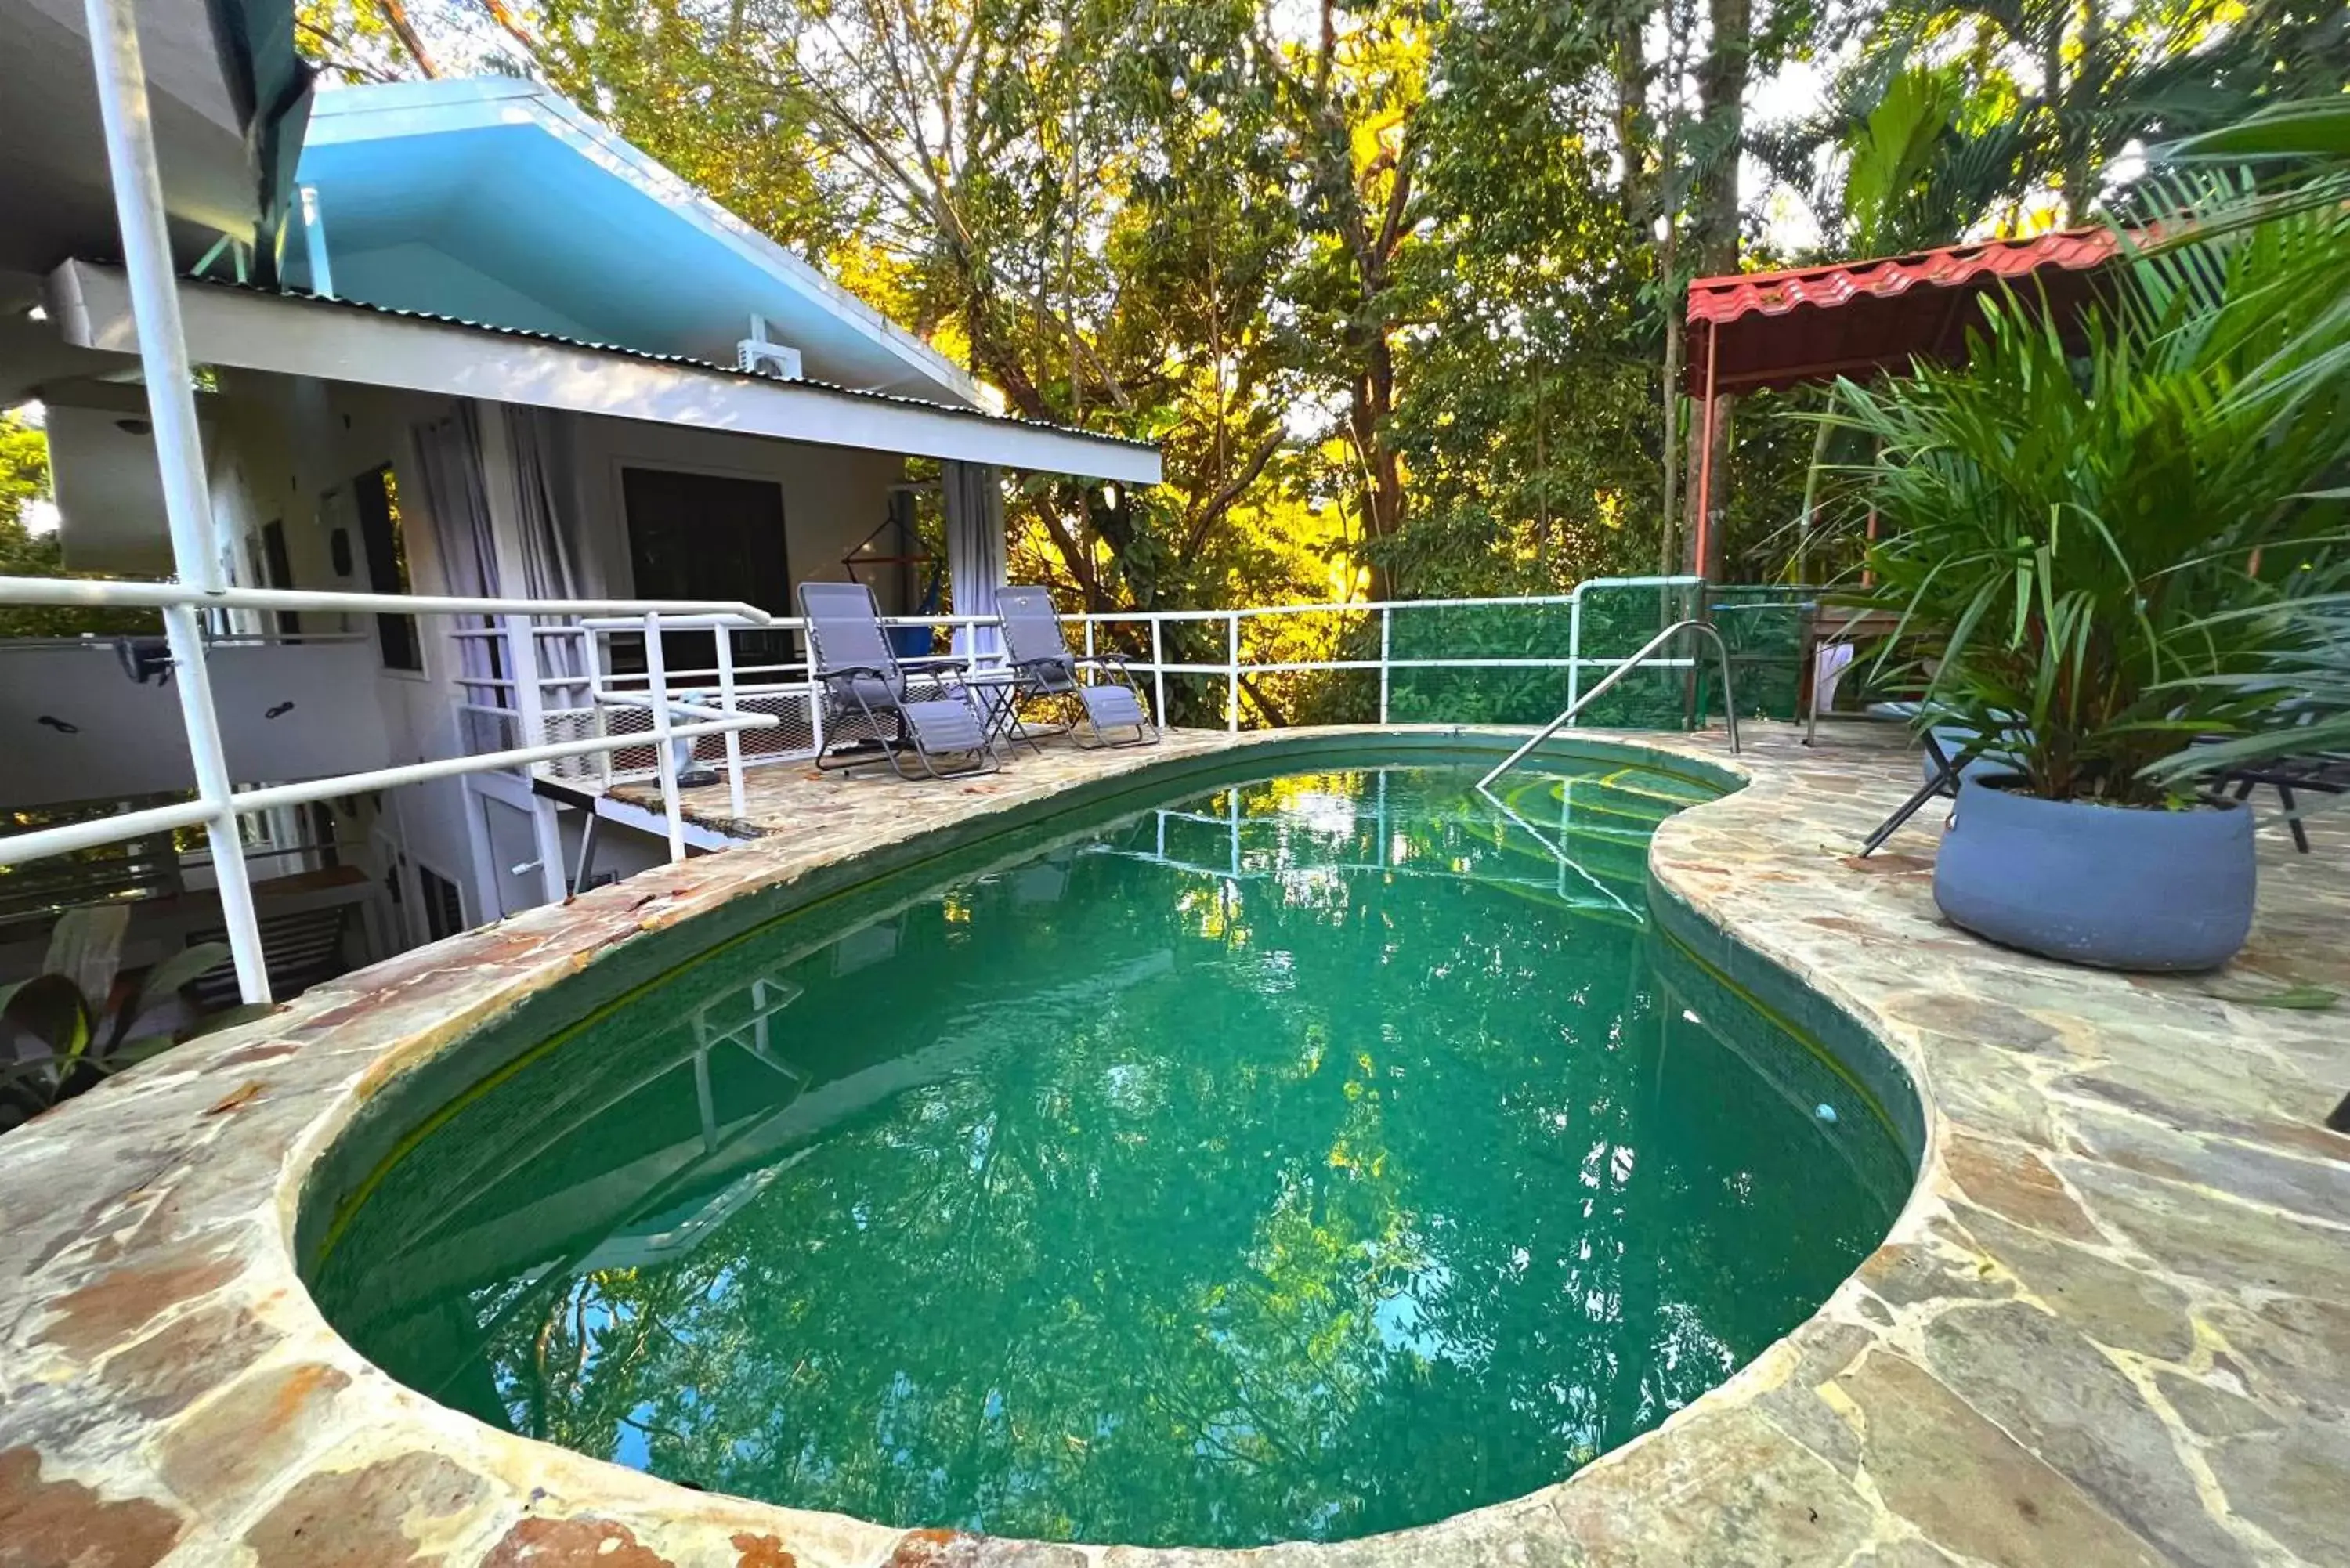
[455,574,1731,804]
[0,572,1768,1006]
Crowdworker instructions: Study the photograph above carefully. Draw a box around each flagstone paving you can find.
[2,722,2344,1566]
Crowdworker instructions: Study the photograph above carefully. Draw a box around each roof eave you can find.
[47,261,1161,486]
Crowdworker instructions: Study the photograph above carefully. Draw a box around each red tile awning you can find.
[1684,229,2123,394]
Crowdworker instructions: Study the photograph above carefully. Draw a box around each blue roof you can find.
[295,78,982,408]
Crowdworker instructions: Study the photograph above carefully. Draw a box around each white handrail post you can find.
[504,615,547,757]
[1150,617,1166,725]
[1225,612,1241,733]
[1566,584,1585,723]
[587,627,611,789]
[85,0,269,1003]
[505,614,566,905]
[1084,619,1097,687]
[714,620,747,821]
[642,612,685,863]
[1378,606,1393,724]
[162,607,271,1003]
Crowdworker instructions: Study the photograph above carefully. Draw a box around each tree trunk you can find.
[1683,0,1748,583]
[1659,302,1683,577]
[374,0,439,75]
[2062,0,2106,222]
[1685,384,1732,580]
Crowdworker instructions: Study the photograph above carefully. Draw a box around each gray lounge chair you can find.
[995,585,1158,748]
[799,580,999,780]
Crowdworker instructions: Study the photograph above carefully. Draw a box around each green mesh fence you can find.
[1705,585,1813,724]
[1384,598,1585,726]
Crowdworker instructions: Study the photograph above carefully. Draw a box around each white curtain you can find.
[412,406,499,601]
[494,405,594,685]
[410,408,504,752]
[945,460,1006,659]
[409,409,501,691]
[498,405,589,602]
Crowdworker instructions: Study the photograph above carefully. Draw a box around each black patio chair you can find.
[798,581,999,781]
[2210,753,2348,854]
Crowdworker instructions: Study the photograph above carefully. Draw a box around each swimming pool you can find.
[307,758,1912,1548]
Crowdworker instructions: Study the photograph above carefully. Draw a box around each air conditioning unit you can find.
[736,315,803,381]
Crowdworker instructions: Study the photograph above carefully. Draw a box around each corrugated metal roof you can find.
[1683,229,2124,394]
[182,273,1159,454]
[1687,230,2121,326]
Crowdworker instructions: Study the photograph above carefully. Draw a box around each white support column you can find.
[83,0,269,1003]
[1378,608,1393,724]
[714,623,747,822]
[1226,613,1241,733]
[506,615,566,905]
[642,612,686,863]
[1566,588,1586,724]
[1150,619,1166,725]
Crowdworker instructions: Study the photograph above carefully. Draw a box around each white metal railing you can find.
[457,578,1722,807]
[1478,617,1742,789]
[454,578,1717,815]
[0,576,782,1003]
[1,570,1744,1006]
[1068,576,1705,732]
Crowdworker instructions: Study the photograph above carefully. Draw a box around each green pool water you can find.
[309,761,1911,1548]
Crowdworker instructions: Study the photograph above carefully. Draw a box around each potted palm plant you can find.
[1830,175,2348,970]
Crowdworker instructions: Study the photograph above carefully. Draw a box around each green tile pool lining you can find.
[295,735,1759,1277]
[302,757,1917,1547]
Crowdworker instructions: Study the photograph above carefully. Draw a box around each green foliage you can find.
[0,906,264,1133]
[282,2,2346,698]
[1807,0,2348,241]
[1829,196,2350,805]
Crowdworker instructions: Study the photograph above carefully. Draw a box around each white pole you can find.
[1567,585,1585,723]
[161,609,270,1002]
[504,615,566,905]
[642,612,686,863]
[1378,607,1393,724]
[715,622,747,822]
[1226,612,1240,734]
[1150,617,1166,725]
[84,0,269,1003]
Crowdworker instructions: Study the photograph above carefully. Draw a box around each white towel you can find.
[1813,641,1856,712]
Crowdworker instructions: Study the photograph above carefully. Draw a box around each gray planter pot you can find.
[1934,775,2255,971]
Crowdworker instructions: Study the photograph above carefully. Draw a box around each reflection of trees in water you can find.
[328,769,1896,1548]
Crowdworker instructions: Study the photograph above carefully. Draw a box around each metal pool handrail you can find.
[1477,619,1741,789]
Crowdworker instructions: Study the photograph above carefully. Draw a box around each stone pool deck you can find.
[2,723,2345,1566]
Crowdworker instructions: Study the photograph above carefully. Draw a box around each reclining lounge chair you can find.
[799,581,999,780]
[995,586,1159,749]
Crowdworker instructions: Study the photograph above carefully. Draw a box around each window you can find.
[418,865,465,941]
[352,464,420,670]
[621,467,793,674]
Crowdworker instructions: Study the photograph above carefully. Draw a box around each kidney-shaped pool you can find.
[306,758,1914,1548]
